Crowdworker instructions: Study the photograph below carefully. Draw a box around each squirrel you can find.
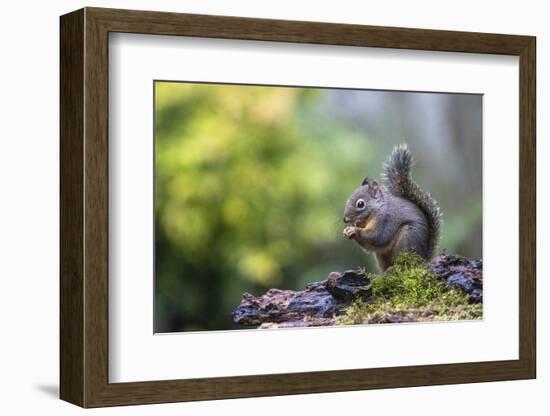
[342,143,442,271]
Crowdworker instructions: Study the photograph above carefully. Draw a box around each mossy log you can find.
[232,255,482,329]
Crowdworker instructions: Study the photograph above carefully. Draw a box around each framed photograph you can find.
[60,7,536,407]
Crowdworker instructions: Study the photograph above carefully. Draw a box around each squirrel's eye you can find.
[355,199,366,209]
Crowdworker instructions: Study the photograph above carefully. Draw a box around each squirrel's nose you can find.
[343,216,351,224]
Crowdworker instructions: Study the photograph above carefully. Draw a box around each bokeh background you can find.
[154,81,482,333]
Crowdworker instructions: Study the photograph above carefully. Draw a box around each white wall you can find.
[0,0,545,414]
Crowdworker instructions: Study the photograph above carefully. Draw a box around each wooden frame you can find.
[60,7,536,408]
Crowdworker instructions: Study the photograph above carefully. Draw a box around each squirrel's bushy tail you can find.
[382,143,442,259]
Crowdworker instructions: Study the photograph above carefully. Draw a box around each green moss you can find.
[337,297,372,325]
[336,252,482,325]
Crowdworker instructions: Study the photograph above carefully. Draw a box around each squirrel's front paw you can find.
[343,226,357,239]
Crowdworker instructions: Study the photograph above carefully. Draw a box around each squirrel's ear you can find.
[368,180,382,198]
[361,176,370,186]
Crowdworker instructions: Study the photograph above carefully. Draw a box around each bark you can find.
[232,255,482,329]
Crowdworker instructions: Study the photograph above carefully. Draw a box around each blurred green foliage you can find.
[154,82,482,332]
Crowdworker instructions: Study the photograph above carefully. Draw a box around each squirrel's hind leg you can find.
[374,253,392,271]
[389,224,430,262]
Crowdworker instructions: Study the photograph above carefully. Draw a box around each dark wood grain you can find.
[518,38,536,375]
[59,8,84,406]
[88,7,532,54]
[83,10,110,406]
[60,7,537,408]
